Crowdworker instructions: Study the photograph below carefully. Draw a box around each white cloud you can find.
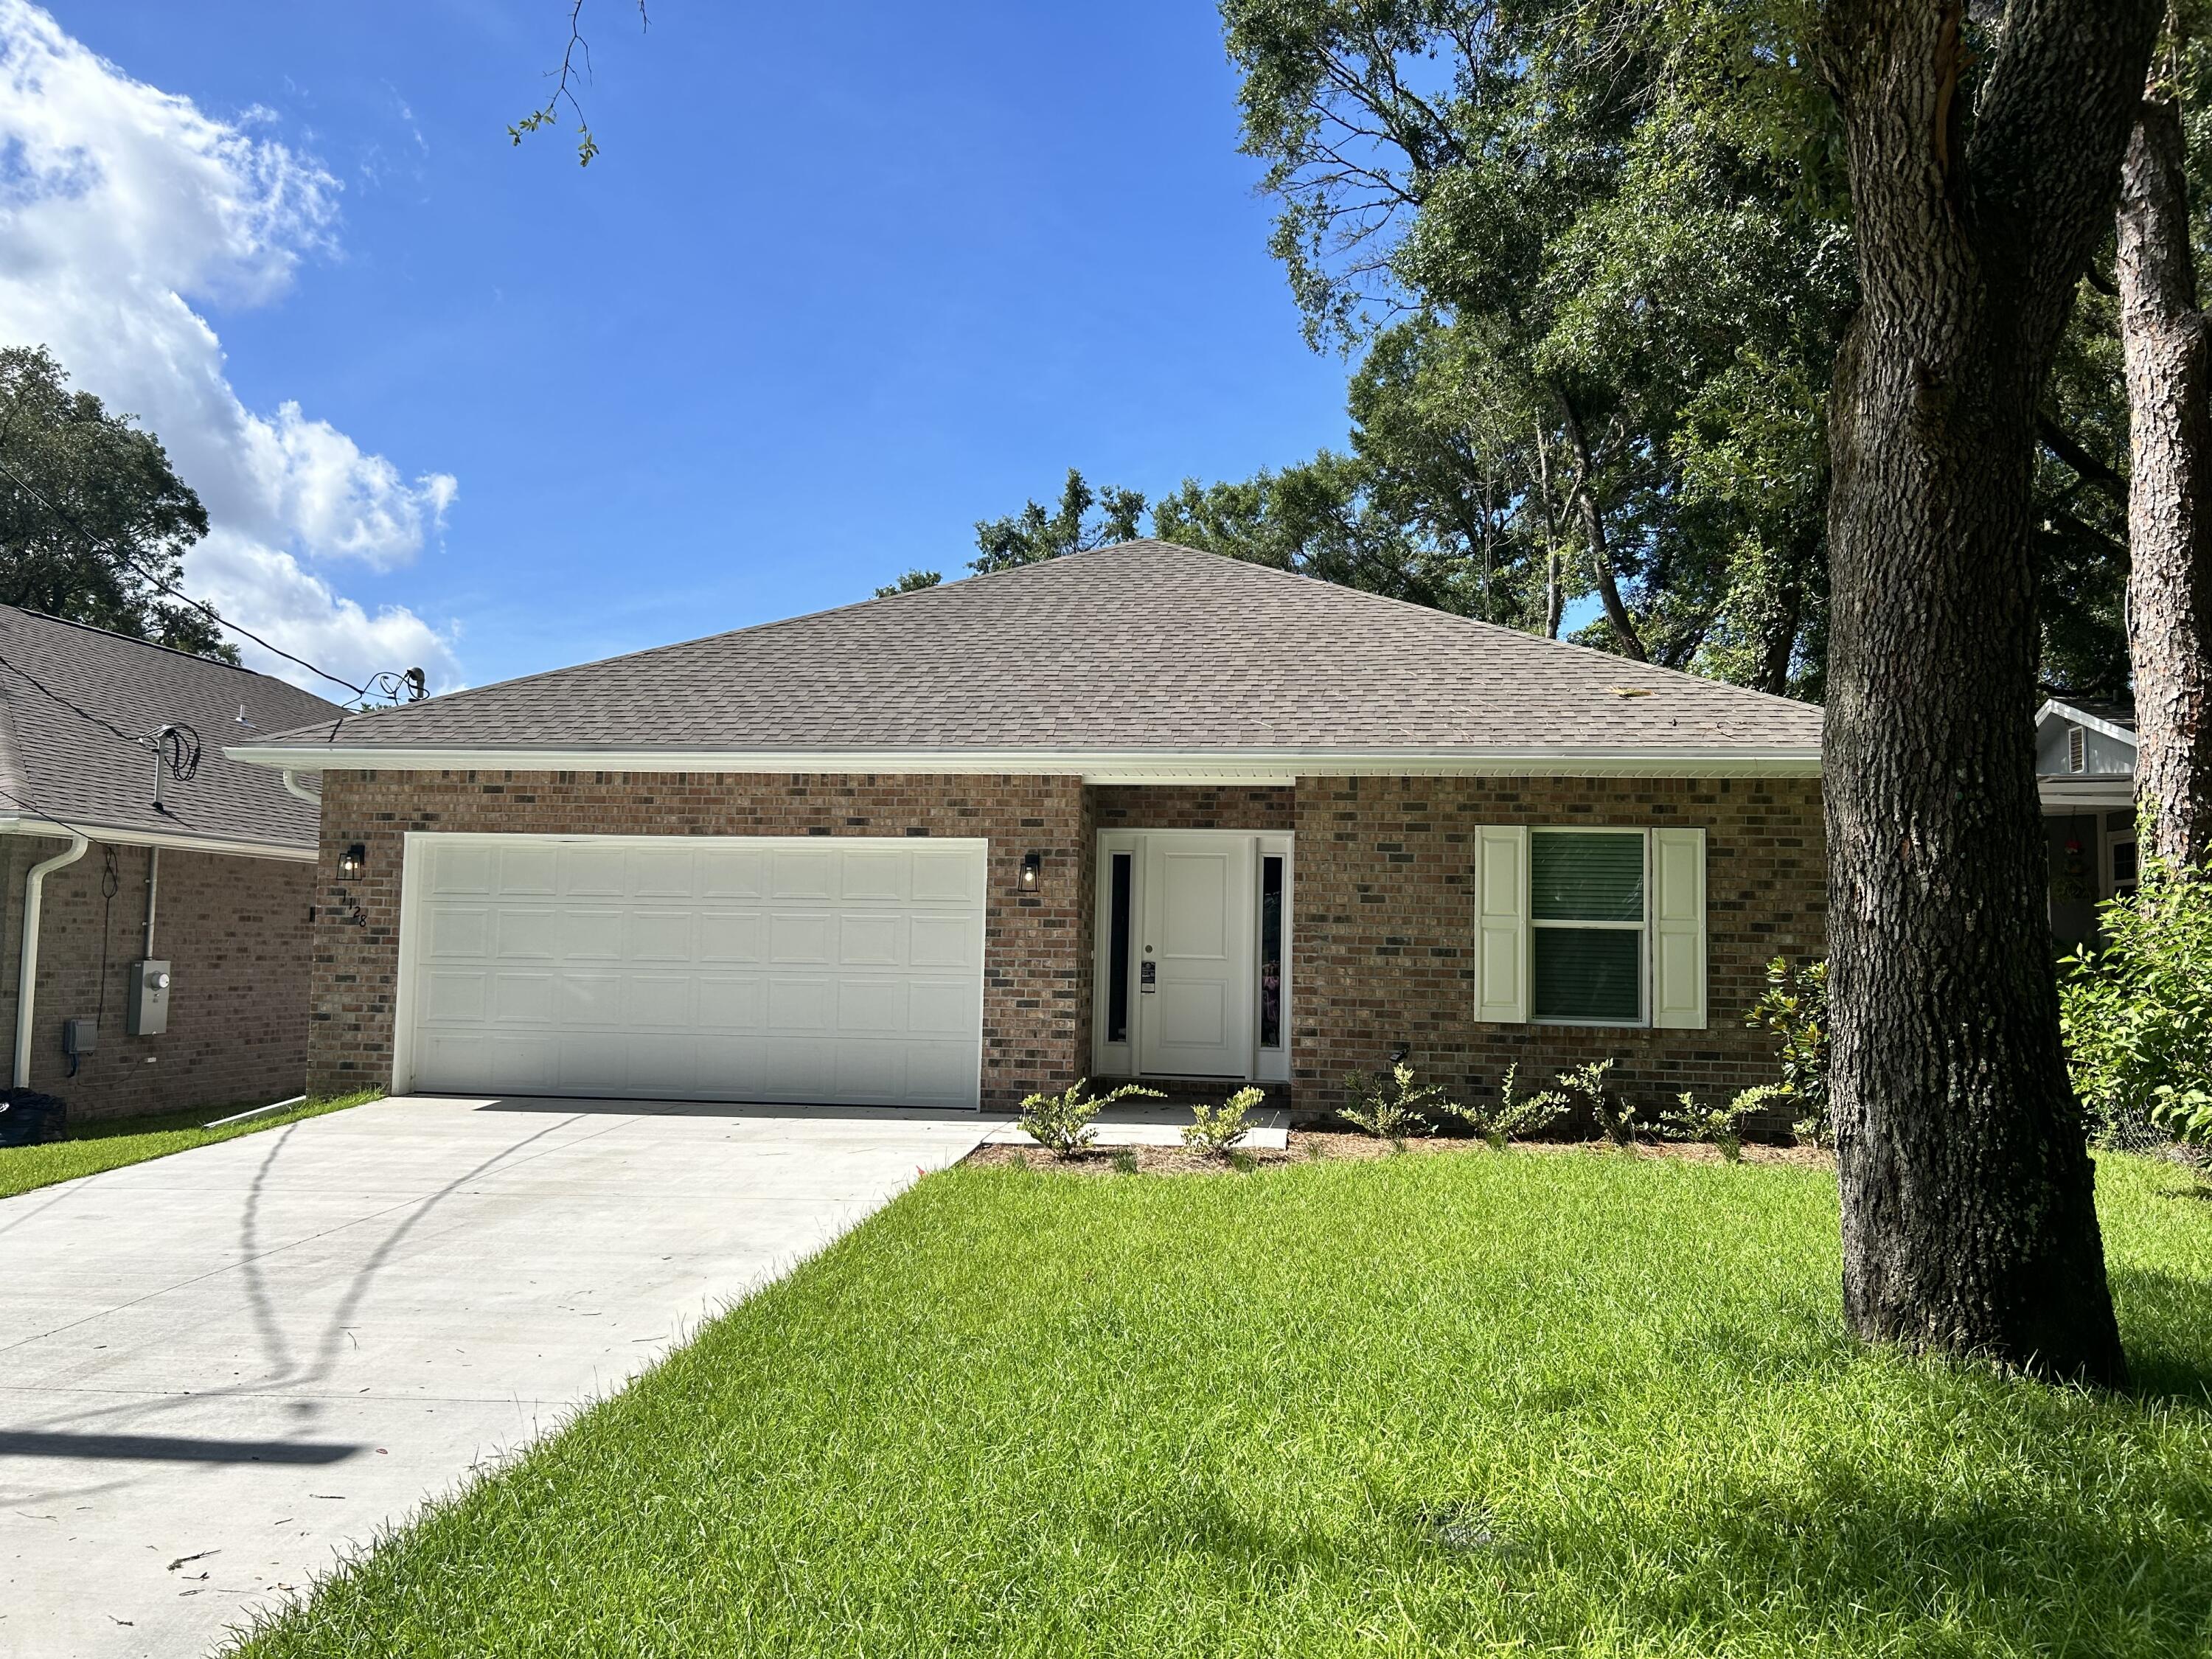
[0,0,462,691]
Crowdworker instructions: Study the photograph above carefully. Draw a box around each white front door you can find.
[1136,832,1256,1078]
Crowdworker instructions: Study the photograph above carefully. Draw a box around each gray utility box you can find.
[126,959,171,1037]
[63,1018,97,1057]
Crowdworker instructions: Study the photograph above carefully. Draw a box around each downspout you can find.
[280,769,321,807]
[142,846,160,959]
[13,832,88,1090]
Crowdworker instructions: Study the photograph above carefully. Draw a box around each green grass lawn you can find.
[233,1149,2212,1658]
[0,1090,380,1200]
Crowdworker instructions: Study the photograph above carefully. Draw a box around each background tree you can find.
[970,468,1147,572]
[1816,0,2157,1382]
[2118,3,2212,865]
[0,346,234,661]
[875,568,943,598]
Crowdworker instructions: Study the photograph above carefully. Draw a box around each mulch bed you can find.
[962,1130,1834,1177]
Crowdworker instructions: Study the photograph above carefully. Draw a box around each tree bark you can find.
[2118,86,2212,866]
[1818,0,2155,1385]
[1559,397,1648,661]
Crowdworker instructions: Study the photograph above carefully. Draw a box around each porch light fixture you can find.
[338,843,367,880]
[1018,851,1043,892]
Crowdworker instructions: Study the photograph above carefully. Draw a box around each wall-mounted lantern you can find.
[1018,851,1043,894]
[338,843,367,880]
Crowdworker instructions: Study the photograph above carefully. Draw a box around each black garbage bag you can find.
[0,1088,67,1147]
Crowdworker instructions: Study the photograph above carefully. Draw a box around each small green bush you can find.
[1747,956,1830,1146]
[2059,849,2212,1152]
[1436,1063,1569,1149]
[1555,1058,1635,1145]
[1341,1063,1456,1137]
[1184,1085,1263,1155]
[1659,1085,1790,1161]
[1017,1079,1165,1155]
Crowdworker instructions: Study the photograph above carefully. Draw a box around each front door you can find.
[1137,832,1256,1077]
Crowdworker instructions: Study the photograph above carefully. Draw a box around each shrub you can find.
[1436,1063,1569,1149]
[1554,1058,1635,1145]
[1341,1063,1457,1137]
[1016,1079,1165,1155]
[1747,956,1831,1147]
[1659,1085,1791,1161]
[1111,1147,1139,1175]
[1184,1085,1263,1155]
[2059,849,2212,1152]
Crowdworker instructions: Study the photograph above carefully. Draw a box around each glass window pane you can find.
[1107,853,1133,1044]
[1259,855,1284,1049]
[1533,927,1641,1022]
[1531,832,1644,922]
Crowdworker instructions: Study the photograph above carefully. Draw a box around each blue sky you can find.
[11,2,1352,691]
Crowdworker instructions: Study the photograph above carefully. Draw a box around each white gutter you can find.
[13,831,87,1090]
[227,742,1825,782]
[280,768,322,806]
[0,816,313,865]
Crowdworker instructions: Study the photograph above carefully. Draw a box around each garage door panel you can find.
[837,980,905,1033]
[771,848,834,900]
[428,907,489,960]
[699,911,768,964]
[909,915,975,969]
[498,844,557,894]
[407,835,983,1107]
[495,908,558,959]
[626,911,693,962]
[490,972,554,1025]
[560,846,627,897]
[556,972,625,1024]
[838,849,907,902]
[912,849,978,905]
[622,973,696,1029]
[695,975,766,1031]
[769,912,833,964]
[768,978,834,1031]
[424,970,487,1025]
[838,913,905,967]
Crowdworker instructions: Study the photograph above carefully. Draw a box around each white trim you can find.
[2034,699,2138,750]
[0,817,314,864]
[392,830,990,1107]
[228,742,1821,782]
[2038,779,2135,810]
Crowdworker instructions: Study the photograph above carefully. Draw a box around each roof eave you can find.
[2034,698,2139,748]
[0,815,317,863]
[226,743,1824,782]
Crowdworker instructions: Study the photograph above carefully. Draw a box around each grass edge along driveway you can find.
[0,1091,381,1200]
[232,1147,2212,1658]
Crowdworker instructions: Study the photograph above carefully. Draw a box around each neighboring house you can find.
[2037,696,2140,949]
[0,607,346,1121]
[229,541,1826,1116]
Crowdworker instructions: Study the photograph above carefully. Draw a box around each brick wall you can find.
[308,771,1089,1110]
[1090,785,1295,832]
[1290,774,1826,1124]
[0,837,314,1121]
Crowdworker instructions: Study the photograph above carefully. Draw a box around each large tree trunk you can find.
[2118,87,2212,867]
[1818,0,2156,1385]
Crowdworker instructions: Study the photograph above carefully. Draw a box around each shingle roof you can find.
[246,541,1823,761]
[0,606,345,850]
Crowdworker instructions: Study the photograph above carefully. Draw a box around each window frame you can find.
[1528,826,1652,1029]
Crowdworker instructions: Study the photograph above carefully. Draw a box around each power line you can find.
[0,650,139,747]
[0,454,374,699]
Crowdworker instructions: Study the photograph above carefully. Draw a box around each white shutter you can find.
[1650,827,1707,1029]
[1474,825,1529,1023]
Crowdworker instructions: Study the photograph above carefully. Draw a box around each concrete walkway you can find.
[0,1094,989,1658]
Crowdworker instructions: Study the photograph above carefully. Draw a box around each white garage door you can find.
[399,834,987,1108]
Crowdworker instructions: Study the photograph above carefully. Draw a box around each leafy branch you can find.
[511,0,650,167]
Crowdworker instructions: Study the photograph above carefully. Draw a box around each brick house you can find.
[229,543,1826,1119]
[0,607,344,1121]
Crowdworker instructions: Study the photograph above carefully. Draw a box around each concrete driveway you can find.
[0,1094,990,1658]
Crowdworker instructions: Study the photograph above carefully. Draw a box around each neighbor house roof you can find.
[0,606,346,858]
[2036,697,2138,746]
[232,541,1824,781]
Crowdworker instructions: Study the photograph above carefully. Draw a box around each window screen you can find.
[1531,831,1645,1023]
